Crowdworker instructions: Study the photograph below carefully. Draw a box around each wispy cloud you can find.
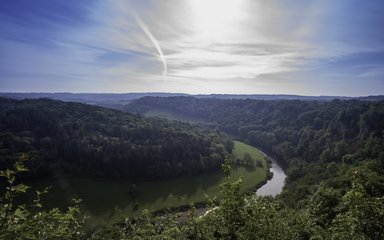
[130,10,167,76]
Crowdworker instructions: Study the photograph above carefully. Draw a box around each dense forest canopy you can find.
[0,97,233,180]
[127,97,384,203]
[128,97,384,164]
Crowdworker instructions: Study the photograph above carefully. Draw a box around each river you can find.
[256,152,286,197]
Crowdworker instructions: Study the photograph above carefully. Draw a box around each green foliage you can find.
[329,171,384,239]
[0,155,87,239]
[0,98,233,181]
[2,155,384,239]
[128,97,384,205]
[129,97,383,165]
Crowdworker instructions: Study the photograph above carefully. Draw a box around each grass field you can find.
[231,140,266,163]
[30,141,268,226]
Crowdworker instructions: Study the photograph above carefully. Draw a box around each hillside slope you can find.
[0,97,233,180]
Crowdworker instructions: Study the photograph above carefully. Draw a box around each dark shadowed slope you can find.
[0,97,233,180]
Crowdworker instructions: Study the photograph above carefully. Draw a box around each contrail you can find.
[131,11,167,76]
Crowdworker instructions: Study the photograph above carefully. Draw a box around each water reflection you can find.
[256,158,286,197]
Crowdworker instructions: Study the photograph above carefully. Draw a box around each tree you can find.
[329,171,384,239]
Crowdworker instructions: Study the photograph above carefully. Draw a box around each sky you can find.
[0,0,383,96]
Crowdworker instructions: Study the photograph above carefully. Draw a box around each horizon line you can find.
[0,91,383,98]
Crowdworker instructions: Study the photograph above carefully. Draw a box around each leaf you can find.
[34,202,42,208]
[72,199,83,204]
[14,208,25,218]
[12,184,30,193]
[0,169,12,179]
[14,162,29,172]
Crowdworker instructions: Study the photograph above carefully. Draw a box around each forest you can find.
[1,96,384,239]
[0,97,233,181]
[128,97,384,204]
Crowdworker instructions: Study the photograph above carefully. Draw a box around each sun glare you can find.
[188,0,246,42]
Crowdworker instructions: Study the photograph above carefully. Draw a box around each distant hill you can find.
[197,94,384,101]
[1,93,382,115]
[1,92,383,105]
[0,92,189,103]
[0,97,232,180]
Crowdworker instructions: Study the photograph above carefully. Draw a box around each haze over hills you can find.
[0,92,189,103]
[1,92,383,105]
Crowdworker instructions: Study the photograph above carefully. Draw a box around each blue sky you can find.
[0,0,383,96]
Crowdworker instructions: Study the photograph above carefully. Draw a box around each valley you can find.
[1,95,383,239]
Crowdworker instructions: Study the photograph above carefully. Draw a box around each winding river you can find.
[256,152,286,197]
